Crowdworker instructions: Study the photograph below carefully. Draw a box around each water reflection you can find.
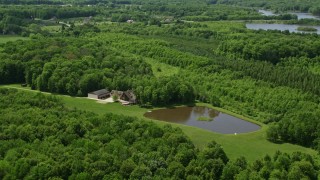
[144,106,261,134]
[193,106,219,118]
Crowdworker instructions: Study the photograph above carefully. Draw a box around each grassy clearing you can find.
[109,45,179,78]
[0,36,28,44]
[1,84,317,162]
[204,21,247,32]
[297,26,317,32]
[41,25,61,33]
[144,57,179,77]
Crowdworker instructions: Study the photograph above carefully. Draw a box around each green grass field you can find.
[0,36,28,44]
[1,84,317,162]
[144,57,180,77]
[41,25,61,33]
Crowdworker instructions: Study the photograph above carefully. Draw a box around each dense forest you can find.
[0,89,319,179]
[0,2,320,148]
[0,35,194,105]
[1,0,320,178]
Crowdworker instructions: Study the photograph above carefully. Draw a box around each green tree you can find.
[130,165,152,179]
[120,159,136,178]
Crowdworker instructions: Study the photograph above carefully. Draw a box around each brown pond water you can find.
[144,106,261,134]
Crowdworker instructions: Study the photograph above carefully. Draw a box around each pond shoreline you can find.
[144,104,262,134]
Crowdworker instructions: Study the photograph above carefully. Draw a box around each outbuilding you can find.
[88,89,110,99]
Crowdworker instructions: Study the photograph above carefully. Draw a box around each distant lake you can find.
[246,23,320,34]
[293,13,320,20]
[259,9,320,20]
[144,106,261,134]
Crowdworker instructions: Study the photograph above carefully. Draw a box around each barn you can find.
[88,89,110,99]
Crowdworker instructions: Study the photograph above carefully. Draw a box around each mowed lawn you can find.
[0,35,28,43]
[1,84,318,162]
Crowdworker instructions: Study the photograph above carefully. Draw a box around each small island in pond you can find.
[297,26,317,32]
[197,116,213,121]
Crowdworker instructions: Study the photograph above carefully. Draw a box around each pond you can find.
[144,106,261,134]
[246,23,320,34]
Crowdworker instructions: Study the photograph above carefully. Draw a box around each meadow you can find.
[0,35,28,43]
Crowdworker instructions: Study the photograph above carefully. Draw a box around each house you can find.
[164,18,173,23]
[123,90,137,104]
[127,20,134,23]
[111,90,137,104]
[88,89,110,99]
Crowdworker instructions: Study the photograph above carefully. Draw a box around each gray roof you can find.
[124,90,136,103]
[89,89,109,96]
[125,90,136,100]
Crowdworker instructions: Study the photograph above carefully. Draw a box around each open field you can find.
[1,84,318,162]
[144,57,180,77]
[0,36,28,43]
[41,25,61,33]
